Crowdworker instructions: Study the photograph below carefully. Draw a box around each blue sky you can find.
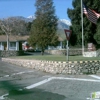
[0,0,73,20]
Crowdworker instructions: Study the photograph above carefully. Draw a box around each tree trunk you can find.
[7,35,9,51]
[41,48,44,55]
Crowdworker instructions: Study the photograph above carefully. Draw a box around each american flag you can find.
[83,4,100,24]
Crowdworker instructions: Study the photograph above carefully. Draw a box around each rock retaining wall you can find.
[0,50,24,57]
[83,50,100,57]
[45,49,82,55]
[2,58,100,75]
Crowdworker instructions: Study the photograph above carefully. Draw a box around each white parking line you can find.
[0,93,9,99]
[12,71,34,76]
[89,75,100,80]
[0,71,34,78]
[3,75,10,78]
[25,77,100,89]
[1,76,100,99]
[25,77,54,89]
[53,77,100,82]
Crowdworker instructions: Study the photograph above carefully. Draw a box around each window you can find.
[10,42,16,47]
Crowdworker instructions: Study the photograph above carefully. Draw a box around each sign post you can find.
[64,29,71,61]
[66,40,69,61]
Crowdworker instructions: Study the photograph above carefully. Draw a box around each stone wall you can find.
[83,51,98,57]
[0,50,24,57]
[45,49,82,55]
[2,58,100,75]
[83,50,100,57]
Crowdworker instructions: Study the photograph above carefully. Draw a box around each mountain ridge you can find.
[1,16,71,40]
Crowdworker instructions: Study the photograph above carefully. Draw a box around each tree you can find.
[0,17,29,50]
[2,17,29,36]
[28,0,59,55]
[0,19,10,50]
[94,19,100,47]
[0,26,5,35]
[26,22,32,32]
[67,0,100,48]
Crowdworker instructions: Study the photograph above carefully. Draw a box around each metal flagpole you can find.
[81,0,84,55]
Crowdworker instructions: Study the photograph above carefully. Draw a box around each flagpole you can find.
[81,0,84,55]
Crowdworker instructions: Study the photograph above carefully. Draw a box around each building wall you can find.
[0,42,5,50]
[0,41,19,51]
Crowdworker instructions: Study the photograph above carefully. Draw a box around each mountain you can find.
[26,16,71,30]
[1,16,71,40]
[26,15,36,22]
[14,16,36,22]
[57,19,71,40]
[26,16,72,40]
[1,16,71,29]
[27,15,36,19]
[1,16,36,22]
[57,19,71,30]
[25,16,71,40]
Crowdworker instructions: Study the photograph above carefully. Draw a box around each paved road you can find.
[0,60,100,100]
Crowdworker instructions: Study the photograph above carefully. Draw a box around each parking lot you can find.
[0,60,100,100]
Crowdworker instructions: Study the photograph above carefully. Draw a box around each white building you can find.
[0,35,29,51]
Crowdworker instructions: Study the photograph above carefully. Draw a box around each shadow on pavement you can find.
[0,80,66,100]
[9,88,66,100]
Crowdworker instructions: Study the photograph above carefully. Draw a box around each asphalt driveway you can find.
[0,60,100,100]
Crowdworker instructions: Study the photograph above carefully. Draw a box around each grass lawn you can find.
[10,54,100,62]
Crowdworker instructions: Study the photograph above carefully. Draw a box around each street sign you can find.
[64,29,71,41]
[64,29,72,61]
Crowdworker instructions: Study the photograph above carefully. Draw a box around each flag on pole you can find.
[83,4,100,24]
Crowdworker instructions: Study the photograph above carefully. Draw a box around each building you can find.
[0,35,29,51]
